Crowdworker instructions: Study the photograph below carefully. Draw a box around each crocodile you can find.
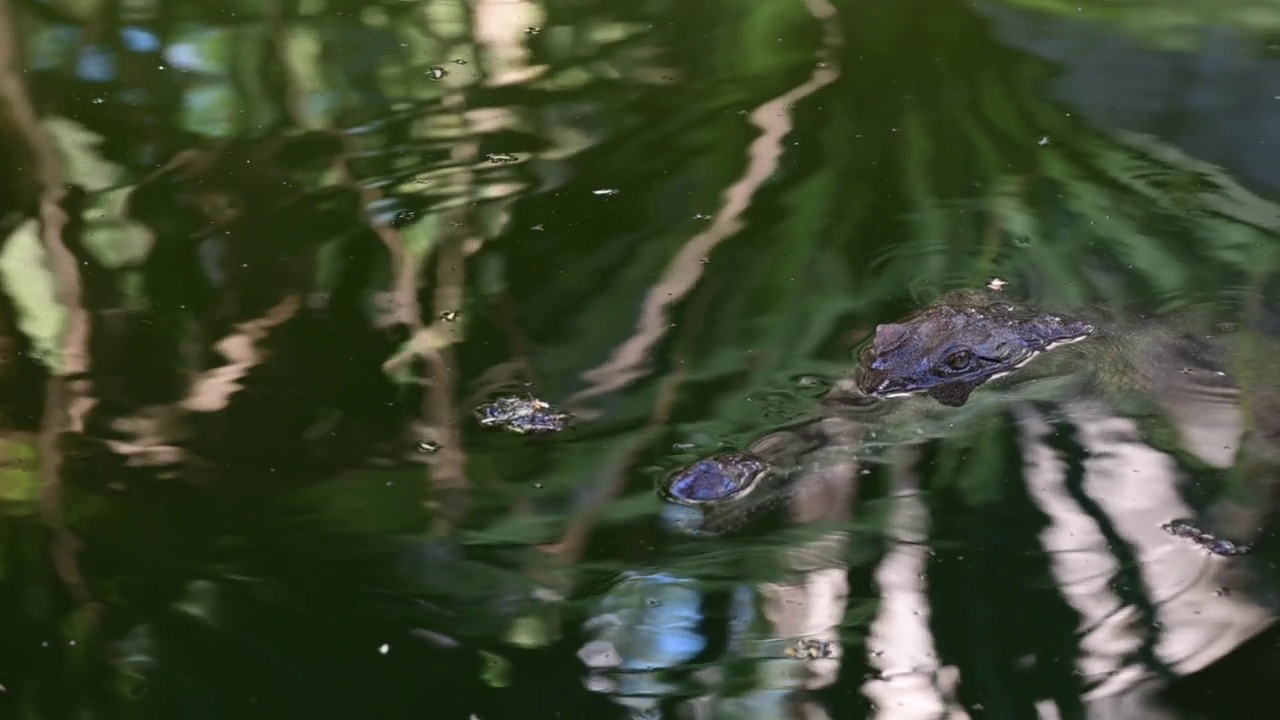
[660,289,1280,535]
[854,289,1280,425]
[855,290,1095,407]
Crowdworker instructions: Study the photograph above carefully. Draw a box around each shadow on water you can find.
[4,0,1280,718]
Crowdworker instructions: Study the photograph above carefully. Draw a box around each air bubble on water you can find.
[427,66,448,80]
[379,643,390,654]
[592,188,619,196]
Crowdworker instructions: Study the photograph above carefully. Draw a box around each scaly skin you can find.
[854,289,1280,412]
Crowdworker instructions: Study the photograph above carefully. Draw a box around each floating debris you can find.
[1037,136,1050,146]
[592,188,620,197]
[785,638,836,659]
[531,224,544,231]
[1161,518,1252,556]
[525,27,541,35]
[427,66,448,80]
[439,311,459,322]
[987,277,1008,292]
[475,396,570,435]
[416,441,441,454]
[486,152,518,164]
[452,59,468,65]
[393,209,417,226]
[693,213,711,220]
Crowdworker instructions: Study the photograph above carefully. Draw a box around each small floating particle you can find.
[452,59,468,65]
[672,442,697,452]
[379,643,390,655]
[427,66,448,80]
[987,277,1008,292]
[417,441,441,454]
[1037,136,1050,146]
[394,210,417,225]
[439,311,459,321]
[693,213,711,220]
[592,188,620,196]
[486,152,517,164]
[531,224,544,231]
[525,27,541,35]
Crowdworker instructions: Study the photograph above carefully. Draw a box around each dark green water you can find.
[3,0,1280,718]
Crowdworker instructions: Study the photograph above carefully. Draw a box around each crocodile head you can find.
[856,294,1094,407]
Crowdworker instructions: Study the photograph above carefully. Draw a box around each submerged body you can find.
[651,289,1280,718]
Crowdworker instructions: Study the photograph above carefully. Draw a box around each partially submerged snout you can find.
[854,297,1093,407]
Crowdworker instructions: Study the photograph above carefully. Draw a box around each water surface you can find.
[2,0,1280,718]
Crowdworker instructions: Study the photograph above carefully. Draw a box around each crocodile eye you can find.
[944,349,974,371]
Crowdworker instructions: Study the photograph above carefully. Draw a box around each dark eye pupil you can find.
[947,351,972,369]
